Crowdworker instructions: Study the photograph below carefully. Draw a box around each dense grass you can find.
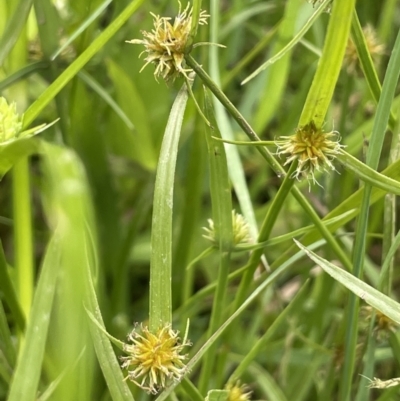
[1,0,400,400]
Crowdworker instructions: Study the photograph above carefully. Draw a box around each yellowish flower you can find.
[126,2,209,82]
[0,97,22,143]
[275,121,343,185]
[345,24,385,75]
[121,323,191,394]
[0,96,58,144]
[203,210,251,245]
[361,306,397,341]
[226,381,252,401]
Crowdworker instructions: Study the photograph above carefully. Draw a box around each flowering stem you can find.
[185,54,283,174]
[185,54,353,275]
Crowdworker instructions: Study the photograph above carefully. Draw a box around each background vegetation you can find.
[1,0,400,400]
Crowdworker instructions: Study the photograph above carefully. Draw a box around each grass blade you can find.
[22,0,145,127]
[7,235,60,401]
[295,240,400,324]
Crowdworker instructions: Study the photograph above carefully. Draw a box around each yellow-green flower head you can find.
[121,323,191,394]
[0,97,22,143]
[226,381,252,401]
[361,306,398,342]
[126,2,209,82]
[275,121,343,185]
[345,24,384,75]
[203,210,252,245]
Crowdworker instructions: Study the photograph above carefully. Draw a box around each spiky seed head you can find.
[126,2,209,82]
[226,381,252,401]
[361,306,397,341]
[203,210,252,245]
[0,97,22,143]
[121,323,191,394]
[345,24,385,75]
[275,121,343,185]
[365,376,400,389]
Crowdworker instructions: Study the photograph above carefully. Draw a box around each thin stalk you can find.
[380,100,400,294]
[198,89,233,393]
[232,162,297,311]
[351,11,397,129]
[222,25,278,89]
[12,158,33,321]
[228,280,310,384]
[180,377,204,401]
[185,55,282,174]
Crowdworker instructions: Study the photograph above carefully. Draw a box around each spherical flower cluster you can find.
[126,2,209,82]
[203,210,252,245]
[121,323,191,394]
[0,97,22,143]
[226,381,252,401]
[275,121,343,185]
[345,24,384,75]
[361,306,397,341]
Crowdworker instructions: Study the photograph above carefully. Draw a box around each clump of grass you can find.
[1,1,400,401]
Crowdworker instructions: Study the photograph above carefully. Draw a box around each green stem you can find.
[351,11,397,129]
[228,280,310,384]
[232,162,297,311]
[185,55,283,175]
[12,158,34,322]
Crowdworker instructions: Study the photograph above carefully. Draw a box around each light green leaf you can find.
[41,141,135,401]
[337,151,400,196]
[294,239,400,324]
[150,78,193,330]
[7,235,60,401]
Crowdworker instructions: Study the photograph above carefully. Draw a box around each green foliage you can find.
[2,1,400,401]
